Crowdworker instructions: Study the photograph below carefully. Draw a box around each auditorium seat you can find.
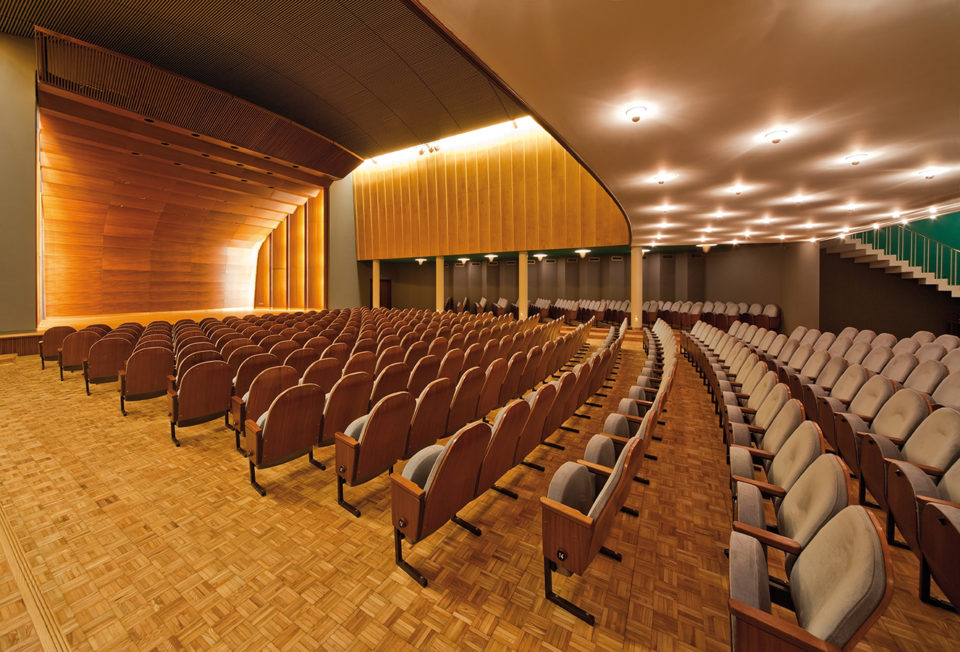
[119,346,175,416]
[446,367,485,435]
[728,506,891,651]
[474,398,532,500]
[343,350,376,376]
[734,453,849,572]
[407,354,440,396]
[391,421,492,587]
[812,365,873,450]
[514,383,558,471]
[83,336,133,395]
[168,360,233,446]
[403,378,455,459]
[476,358,508,418]
[58,330,101,381]
[244,384,326,496]
[437,348,464,382]
[38,326,73,370]
[917,343,948,363]
[335,391,417,516]
[499,351,526,404]
[232,362,299,441]
[920,501,960,610]
[541,435,644,624]
[371,362,411,406]
[834,387,930,477]
[316,371,376,458]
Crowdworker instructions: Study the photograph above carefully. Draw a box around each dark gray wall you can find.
[820,251,958,338]
[379,261,434,309]
[0,35,37,333]
[328,173,365,309]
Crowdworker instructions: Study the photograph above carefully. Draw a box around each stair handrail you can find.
[851,223,959,286]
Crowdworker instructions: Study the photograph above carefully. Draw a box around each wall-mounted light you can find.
[700,244,712,253]
[458,257,469,264]
[575,248,591,258]
[533,253,546,261]
[485,254,497,261]
[415,258,426,265]
[640,248,650,255]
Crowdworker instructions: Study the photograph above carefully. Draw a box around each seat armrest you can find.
[917,495,959,509]
[597,432,631,445]
[390,473,425,541]
[746,424,765,434]
[732,521,803,556]
[727,599,837,652]
[334,432,360,481]
[740,406,758,415]
[617,412,645,424]
[631,398,653,407]
[577,459,612,477]
[231,395,244,408]
[729,444,775,460]
[167,374,177,392]
[540,496,595,574]
[245,419,263,461]
[906,461,945,478]
[731,475,786,499]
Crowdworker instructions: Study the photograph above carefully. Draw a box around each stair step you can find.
[825,237,960,297]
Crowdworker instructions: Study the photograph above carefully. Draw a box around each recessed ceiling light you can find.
[929,206,938,218]
[742,229,752,238]
[659,219,671,228]
[808,237,817,243]
[761,128,790,144]
[843,202,861,212]
[649,171,677,185]
[891,210,901,219]
[654,233,663,239]
[778,234,786,240]
[704,225,714,233]
[534,253,546,261]
[917,166,947,180]
[872,223,880,230]
[844,152,872,166]
[760,215,772,224]
[728,183,749,195]
[803,221,814,229]
[712,209,727,219]
[790,193,808,204]
[732,239,740,245]
[624,104,654,122]
[659,203,674,212]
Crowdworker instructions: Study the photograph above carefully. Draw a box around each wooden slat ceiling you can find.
[38,89,321,317]
[2,1,526,158]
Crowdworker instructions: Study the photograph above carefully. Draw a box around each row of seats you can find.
[539,318,676,624]
[683,319,897,649]
[390,321,623,588]
[685,318,960,630]
[643,300,781,331]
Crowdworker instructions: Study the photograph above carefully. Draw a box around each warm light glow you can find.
[742,229,752,238]
[728,183,749,195]
[760,215,772,224]
[778,234,786,240]
[415,258,427,265]
[485,254,497,261]
[654,233,663,240]
[732,239,740,245]
[803,221,814,229]
[760,127,791,144]
[704,225,714,233]
[809,237,817,243]
[360,116,538,168]
[649,171,678,185]
[624,104,655,122]
[843,202,861,212]
[458,257,469,264]
[872,223,879,230]
[701,244,712,253]
[917,166,947,180]
[929,206,938,218]
[712,209,727,219]
[659,202,674,212]
[790,193,809,204]
[534,252,546,261]
[844,152,872,166]
[890,210,901,219]
[659,219,672,227]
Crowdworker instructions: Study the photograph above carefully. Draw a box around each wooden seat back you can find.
[60,330,101,368]
[284,348,321,378]
[542,372,578,441]
[320,371,375,445]
[86,336,134,381]
[337,391,416,485]
[177,349,221,378]
[343,350,376,376]
[518,346,544,391]
[476,358,508,418]
[375,345,405,376]
[220,337,253,360]
[305,336,331,353]
[250,383,326,468]
[244,365,301,433]
[499,351,527,404]
[403,341,428,367]
[322,342,351,370]
[177,341,216,364]
[371,362,411,406]
[122,346,174,397]
[476,399,531,496]
[40,326,77,361]
[427,337,449,358]
[515,382,558,464]
[301,358,341,392]
[226,344,264,373]
[407,354,440,396]
[174,360,233,423]
[234,353,281,397]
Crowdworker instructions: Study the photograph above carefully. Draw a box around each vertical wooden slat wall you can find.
[352,122,628,260]
[254,237,270,308]
[306,192,325,309]
[271,218,288,310]
[288,205,306,310]
[253,190,327,310]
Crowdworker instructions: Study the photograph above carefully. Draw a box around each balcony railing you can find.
[851,224,960,286]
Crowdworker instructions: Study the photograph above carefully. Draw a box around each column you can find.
[372,259,380,308]
[631,244,644,329]
[518,251,528,320]
[435,256,444,312]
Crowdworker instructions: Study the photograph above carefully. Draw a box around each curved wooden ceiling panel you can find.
[1,3,526,158]
[38,90,322,318]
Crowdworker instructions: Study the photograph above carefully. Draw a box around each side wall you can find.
[328,173,366,308]
[0,35,37,333]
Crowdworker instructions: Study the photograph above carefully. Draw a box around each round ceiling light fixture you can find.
[649,171,677,185]
[763,128,790,144]
[575,248,591,258]
[917,166,947,180]
[844,152,872,166]
[625,105,652,122]
[534,252,546,261]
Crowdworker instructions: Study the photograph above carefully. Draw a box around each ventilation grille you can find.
[611,255,624,262]
[35,28,361,177]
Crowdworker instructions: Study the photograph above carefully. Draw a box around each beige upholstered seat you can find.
[834,386,930,476]
[728,506,891,650]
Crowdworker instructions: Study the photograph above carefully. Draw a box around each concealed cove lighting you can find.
[575,249,591,258]
[625,104,654,122]
[485,254,497,261]
[534,253,546,261]
[762,128,790,144]
[649,171,678,185]
[917,166,947,180]
[415,258,426,265]
[844,152,872,166]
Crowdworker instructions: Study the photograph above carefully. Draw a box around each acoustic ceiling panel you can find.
[3,0,526,158]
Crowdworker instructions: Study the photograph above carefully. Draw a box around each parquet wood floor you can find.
[0,332,957,650]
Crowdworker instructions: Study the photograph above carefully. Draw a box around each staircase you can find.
[822,225,960,299]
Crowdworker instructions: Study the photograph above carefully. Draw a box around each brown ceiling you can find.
[415,0,960,247]
[3,0,526,158]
